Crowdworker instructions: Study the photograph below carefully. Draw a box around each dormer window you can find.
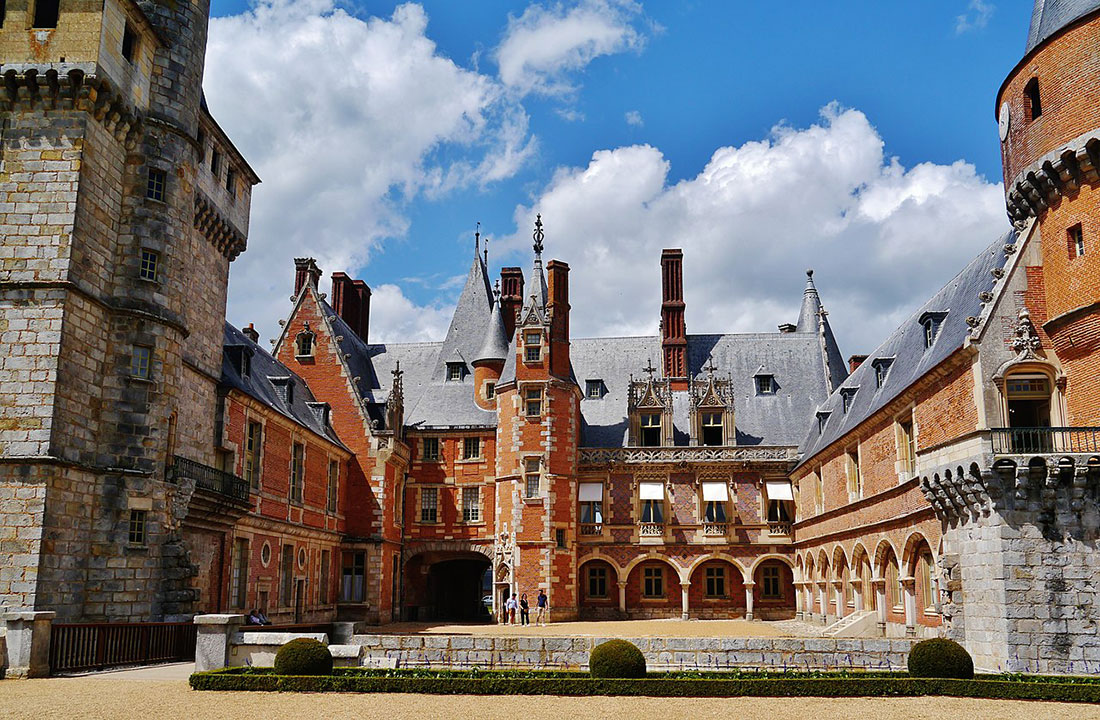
[524,331,542,363]
[295,325,315,358]
[524,387,542,417]
[640,413,662,447]
[446,362,465,381]
[840,387,858,414]
[701,412,724,446]
[585,380,605,399]
[485,382,496,400]
[271,377,295,405]
[872,357,894,389]
[816,410,831,433]
[755,374,775,395]
[919,312,947,350]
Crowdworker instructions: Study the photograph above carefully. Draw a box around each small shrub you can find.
[589,639,646,678]
[907,638,974,679]
[273,638,333,676]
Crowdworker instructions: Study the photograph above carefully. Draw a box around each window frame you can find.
[31,0,59,29]
[461,486,481,523]
[139,248,160,282]
[421,437,440,462]
[485,382,496,401]
[585,380,604,399]
[760,565,783,599]
[587,565,608,598]
[446,362,464,381]
[642,565,664,598]
[462,436,481,460]
[640,497,664,524]
[121,22,137,63]
[1069,223,1085,258]
[755,374,775,395]
[289,442,305,504]
[639,412,662,447]
[127,508,147,546]
[1024,77,1042,121]
[524,386,542,417]
[244,420,262,490]
[340,551,366,603]
[701,411,724,446]
[523,457,541,498]
[130,345,152,379]
[326,459,339,514]
[230,537,248,609]
[523,331,543,363]
[704,565,726,598]
[419,486,438,523]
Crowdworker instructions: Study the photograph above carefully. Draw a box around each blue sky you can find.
[207,0,1026,355]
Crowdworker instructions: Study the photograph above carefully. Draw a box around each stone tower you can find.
[494,216,582,620]
[997,0,1100,424]
[0,0,257,620]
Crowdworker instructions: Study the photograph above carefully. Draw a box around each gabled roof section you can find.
[1027,0,1100,52]
[221,322,345,448]
[796,228,1018,469]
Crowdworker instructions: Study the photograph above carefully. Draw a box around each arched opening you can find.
[403,551,491,622]
[880,547,902,625]
[833,550,850,616]
[753,559,795,619]
[854,548,875,612]
[688,559,745,618]
[578,558,619,619]
[907,540,939,626]
[625,558,680,619]
[1024,77,1041,121]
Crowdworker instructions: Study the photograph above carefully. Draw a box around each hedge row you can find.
[189,670,1100,703]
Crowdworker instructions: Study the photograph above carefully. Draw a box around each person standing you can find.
[535,589,548,626]
[506,593,518,625]
[519,593,530,626]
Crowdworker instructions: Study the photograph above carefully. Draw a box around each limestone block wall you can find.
[0,475,46,610]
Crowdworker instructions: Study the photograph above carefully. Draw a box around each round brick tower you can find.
[997,1,1100,424]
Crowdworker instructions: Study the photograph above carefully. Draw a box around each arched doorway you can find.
[404,550,491,622]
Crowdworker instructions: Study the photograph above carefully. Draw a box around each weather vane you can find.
[532,213,544,255]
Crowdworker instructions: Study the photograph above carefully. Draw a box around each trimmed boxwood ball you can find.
[907,638,974,679]
[274,638,333,676]
[589,639,646,678]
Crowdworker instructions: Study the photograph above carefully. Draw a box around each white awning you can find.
[639,482,664,500]
[578,482,604,502]
[765,480,794,501]
[702,482,729,502]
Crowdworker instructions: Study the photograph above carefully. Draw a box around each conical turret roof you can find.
[474,284,509,365]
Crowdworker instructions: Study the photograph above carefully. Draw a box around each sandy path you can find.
[1,671,1098,720]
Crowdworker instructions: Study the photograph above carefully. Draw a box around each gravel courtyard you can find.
[372,618,821,637]
[0,665,1097,720]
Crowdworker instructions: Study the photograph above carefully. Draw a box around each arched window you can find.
[1024,78,1042,121]
[916,551,936,612]
[884,557,900,609]
[295,324,315,358]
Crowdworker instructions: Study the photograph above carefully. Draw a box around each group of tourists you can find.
[501,589,548,626]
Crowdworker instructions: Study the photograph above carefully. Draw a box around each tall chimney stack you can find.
[500,267,524,341]
[661,249,687,383]
[546,260,570,376]
[330,272,372,343]
[294,257,322,298]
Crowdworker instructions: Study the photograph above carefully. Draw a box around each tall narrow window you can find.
[642,566,663,598]
[290,442,304,503]
[485,382,495,400]
[704,566,726,598]
[340,551,365,602]
[761,565,782,599]
[579,483,604,528]
[917,551,935,611]
[846,448,861,500]
[462,486,481,522]
[1024,77,1041,121]
[1069,223,1085,258]
[524,458,540,498]
[280,544,294,607]
[326,460,338,513]
[121,23,137,62]
[463,437,480,460]
[421,437,439,461]
[319,549,330,605]
[524,331,542,362]
[211,149,222,176]
[701,411,723,446]
[525,387,542,416]
[245,421,262,489]
[420,487,438,522]
[841,387,857,414]
[898,418,916,475]
[131,345,152,379]
[32,0,59,28]
[640,413,661,446]
[127,509,147,545]
[139,248,159,281]
[226,168,237,200]
[0,0,7,27]
[146,168,165,201]
[587,566,607,597]
[230,538,249,609]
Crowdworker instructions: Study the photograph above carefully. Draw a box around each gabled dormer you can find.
[689,359,735,446]
[628,362,673,447]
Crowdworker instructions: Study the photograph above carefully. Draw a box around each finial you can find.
[806,269,813,278]
[643,358,657,379]
[532,213,544,256]
[484,232,489,267]
[704,356,717,378]
[475,221,480,253]
[493,279,501,303]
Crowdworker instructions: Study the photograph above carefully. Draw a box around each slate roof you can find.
[474,295,509,364]
[1026,0,1100,52]
[795,270,848,391]
[434,251,494,380]
[795,229,1018,469]
[572,332,834,448]
[221,322,344,446]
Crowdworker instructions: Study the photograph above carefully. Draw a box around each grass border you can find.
[189,669,1100,703]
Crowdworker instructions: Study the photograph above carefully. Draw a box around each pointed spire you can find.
[526,213,548,310]
[474,221,480,256]
[795,269,848,391]
[795,269,821,333]
[474,280,509,365]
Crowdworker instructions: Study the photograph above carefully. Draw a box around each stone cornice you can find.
[1003,129,1100,227]
[578,445,797,469]
[0,279,189,337]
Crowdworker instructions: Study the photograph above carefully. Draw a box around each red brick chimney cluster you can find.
[848,354,869,373]
[661,249,687,382]
[294,257,322,297]
[499,266,524,340]
[546,260,570,375]
[331,272,371,343]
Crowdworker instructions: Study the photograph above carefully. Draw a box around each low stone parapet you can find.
[227,632,329,668]
[348,634,915,671]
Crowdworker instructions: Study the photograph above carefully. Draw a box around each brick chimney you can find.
[500,266,524,341]
[848,354,869,373]
[661,249,687,382]
[547,260,570,375]
[242,323,260,343]
[294,257,322,297]
[331,272,371,343]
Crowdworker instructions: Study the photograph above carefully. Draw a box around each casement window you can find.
[761,565,782,599]
[846,448,861,500]
[579,482,604,525]
[704,566,726,598]
[639,413,661,447]
[702,481,728,522]
[127,509,147,545]
[295,331,314,358]
[919,312,947,350]
[121,23,137,62]
[524,331,542,363]
[244,421,262,489]
[524,458,541,498]
[326,460,338,513]
[840,387,857,414]
[463,437,481,460]
[290,442,304,503]
[585,380,604,399]
[755,374,775,395]
[1024,77,1041,121]
[898,417,916,475]
[701,411,723,446]
[587,565,608,598]
[555,528,566,548]
[340,551,365,602]
[131,345,152,379]
[639,482,664,523]
[420,487,438,523]
[421,437,439,462]
[32,0,59,28]
[765,480,794,522]
[446,362,464,381]
[462,486,481,523]
[139,248,159,282]
[485,382,496,400]
[319,550,330,605]
[280,544,294,607]
[230,538,249,609]
[525,387,542,417]
[642,566,664,598]
[1069,224,1085,258]
[872,358,893,389]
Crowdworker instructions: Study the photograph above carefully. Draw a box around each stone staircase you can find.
[822,610,877,638]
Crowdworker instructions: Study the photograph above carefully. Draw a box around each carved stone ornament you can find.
[1010,308,1042,358]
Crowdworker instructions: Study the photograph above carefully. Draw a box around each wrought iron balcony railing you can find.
[579,445,798,467]
[989,427,1100,455]
[638,522,663,537]
[579,523,603,536]
[169,455,250,502]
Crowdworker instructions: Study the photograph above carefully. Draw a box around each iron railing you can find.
[49,621,196,674]
[989,427,1100,455]
[579,523,603,536]
[638,522,663,537]
[169,455,250,502]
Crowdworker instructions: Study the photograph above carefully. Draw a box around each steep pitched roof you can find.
[795,270,848,392]
[474,291,509,364]
[221,322,345,447]
[434,250,494,379]
[1027,0,1100,52]
[795,229,1018,469]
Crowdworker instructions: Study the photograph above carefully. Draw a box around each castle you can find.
[1,0,1099,675]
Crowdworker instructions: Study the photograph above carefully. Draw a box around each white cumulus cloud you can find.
[624,109,643,126]
[496,104,1008,355]
[956,0,994,34]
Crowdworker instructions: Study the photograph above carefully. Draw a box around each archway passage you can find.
[404,551,491,622]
